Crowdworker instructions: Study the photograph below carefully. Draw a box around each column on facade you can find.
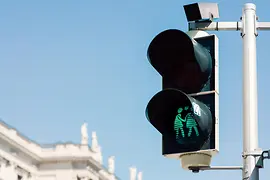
[0,157,5,180]
[1,161,17,180]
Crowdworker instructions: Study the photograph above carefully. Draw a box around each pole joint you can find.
[242,149,263,159]
[241,149,270,169]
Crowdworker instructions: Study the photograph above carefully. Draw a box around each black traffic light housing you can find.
[146,29,219,158]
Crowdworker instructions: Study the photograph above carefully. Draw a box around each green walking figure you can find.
[174,107,186,139]
[186,111,199,137]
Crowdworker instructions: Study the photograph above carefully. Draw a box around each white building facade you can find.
[0,121,142,180]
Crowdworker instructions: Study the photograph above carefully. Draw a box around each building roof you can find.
[0,119,121,180]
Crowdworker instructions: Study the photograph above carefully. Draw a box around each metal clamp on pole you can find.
[242,149,263,158]
[241,149,270,169]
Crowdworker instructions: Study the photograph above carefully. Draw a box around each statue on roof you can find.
[91,131,103,164]
[81,123,88,145]
[108,156,115,174]
[138,172,143,180]
[129,167,137,180]
[91,131,99,152]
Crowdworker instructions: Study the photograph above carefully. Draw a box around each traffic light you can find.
[146,29,219,161]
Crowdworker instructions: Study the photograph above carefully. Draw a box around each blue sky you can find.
[0,0,270,179]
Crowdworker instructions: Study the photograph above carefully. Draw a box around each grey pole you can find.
[241,3,259,180]
[187,2,270,179]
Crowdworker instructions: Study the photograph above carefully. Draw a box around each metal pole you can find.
[241,3,259,180]
[187,3,270,179]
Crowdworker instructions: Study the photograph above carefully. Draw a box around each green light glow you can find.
[174,106,200,142]
[174,107,186,138]
[186,112,199,137]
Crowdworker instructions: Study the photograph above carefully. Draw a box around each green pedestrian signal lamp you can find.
[145,29,219,169]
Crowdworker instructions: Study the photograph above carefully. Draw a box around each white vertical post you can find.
[138,172,143,180]
[129,167,137,180]
[241,3,259,180]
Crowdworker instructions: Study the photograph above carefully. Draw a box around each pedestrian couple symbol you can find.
[174,106,199,139]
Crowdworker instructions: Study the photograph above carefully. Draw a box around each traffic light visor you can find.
[147,29,212,93]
